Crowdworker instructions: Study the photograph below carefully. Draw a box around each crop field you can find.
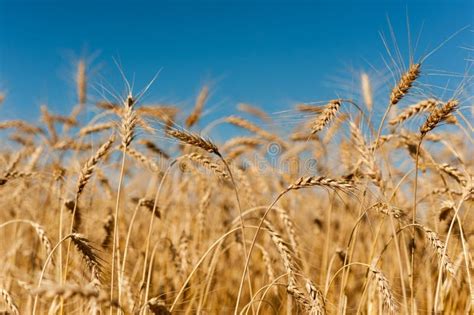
[0,18,472,315]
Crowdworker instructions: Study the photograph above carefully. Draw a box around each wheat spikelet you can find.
[349,122,383,187]
[70,233,102,282]
[0,288,19,315]
[186,86,209,128]
[370,267,397,313]
[389,98,438,125]
[237,103,271,122]
[225,146,248,163]
[310,99,341,134]
[421,226,455,276]
[279,214,301,261]
[390,63,420,106]
[121,98,137,149]
[263,219,325,314]
[0,92,4,104]
[287,282,313,313]
[30,222,52,256]
[137,105,178,121]
[168,128,221,156]
[0,120,44,134]
[420,99,458,136]
[225,115,284,146]
[76,134,115,196]
[222,137,263,152]
[96,100,120,113]
[295,103,324,113]
[0,171,35,186]
[305,279,326,315]
[79,122,115,136]
[369,202,405,220]
[436,163,467,186]
[287,176,354,192]
[54,138,92,151]
[47,113,77,126]
[290,131,319,141]
[263,220,297,281]
[183,153,230,181]
[77,60,87,105]
[361,72,373,111]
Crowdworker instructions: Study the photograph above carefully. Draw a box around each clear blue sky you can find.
[0,0,472,123]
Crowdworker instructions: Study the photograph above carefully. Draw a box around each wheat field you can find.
[0,48,472,315]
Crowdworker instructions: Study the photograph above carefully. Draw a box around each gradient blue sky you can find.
[0,0,472,123]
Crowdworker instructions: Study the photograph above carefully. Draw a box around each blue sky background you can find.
[0,0,472,128]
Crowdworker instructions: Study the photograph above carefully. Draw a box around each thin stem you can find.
[219,156,254,315]
[410,139,422,314]
[234,189,287,314]
[111,150,127,312]
[32,234,74,315]
[170,227,241,311]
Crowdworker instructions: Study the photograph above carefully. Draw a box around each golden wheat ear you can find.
[76,134,115,197]
[185,85,209,128]
[167,127,221,156]
[390,63,421,106]
[310,99,342,134]
[420,99,458,137]
[0,288,19,315]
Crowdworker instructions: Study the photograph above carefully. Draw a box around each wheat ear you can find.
[311,99,342,134]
